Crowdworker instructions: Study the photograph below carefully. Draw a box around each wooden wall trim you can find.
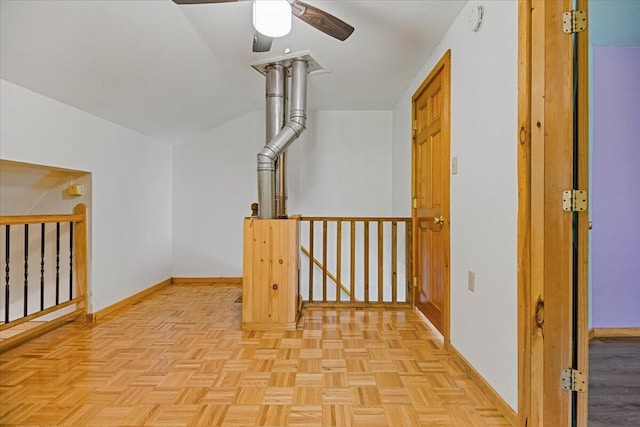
[172,277,242,286]
[517,1,533,425]
[448,344,517,427]
[89,278,172,321]
[529,0,548,423]
[576,1,590,425]
[589,328,640,340]
[533,1,575,424]
[520,0,577,425]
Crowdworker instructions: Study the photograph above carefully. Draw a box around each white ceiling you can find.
[1,0,466,145]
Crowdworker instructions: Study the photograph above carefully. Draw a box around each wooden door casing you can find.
[518,0,578,425]
[412,50,451,340]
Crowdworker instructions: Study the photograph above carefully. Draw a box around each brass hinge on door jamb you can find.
[412,198,418,209]
[563,10,587,34]
[562,190,587,212]
[561,368,586,392]
[412,277,417,288]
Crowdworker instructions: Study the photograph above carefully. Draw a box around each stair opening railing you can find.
[0,204,88,351]
[299,217,412,306]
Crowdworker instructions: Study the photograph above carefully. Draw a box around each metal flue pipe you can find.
[257,59,309,219]
[265,64,287,143]
[276,152,287,218]
[265,64,288,219]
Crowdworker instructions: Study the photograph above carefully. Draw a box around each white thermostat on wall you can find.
[467,5,484,32]
[68,184,85,196]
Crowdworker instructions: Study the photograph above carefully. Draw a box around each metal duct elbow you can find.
[257,145,279,171]
[265,60,308,156]
[257,59,309,219]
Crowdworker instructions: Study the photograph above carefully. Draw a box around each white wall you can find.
[391,1,518,409]
[0,160,92,217]
[172,109,393,277]
[172,111,263,278]
[0,79,173,313]
[288,111,393,217]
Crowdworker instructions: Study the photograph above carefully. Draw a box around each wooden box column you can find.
[242,218,300,331]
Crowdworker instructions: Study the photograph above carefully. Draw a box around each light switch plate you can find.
[468,271,475,292]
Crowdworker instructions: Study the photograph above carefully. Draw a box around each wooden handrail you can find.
[73,204,88,319]
[301,216,411,222]
[300,246,356,301]
[378,221,383,304]
[0,297,83,331]
[0,213,84,226]
[300,216,413,306]
[0,204,88,350]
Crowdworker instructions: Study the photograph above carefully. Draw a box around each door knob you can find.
[433,216,445,225]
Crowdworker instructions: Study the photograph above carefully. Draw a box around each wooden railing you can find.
[299,216,412,307]
[0,204,88,351]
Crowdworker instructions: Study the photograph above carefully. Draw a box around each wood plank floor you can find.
[0,321,46,341]
[588,337,640,426]
[0,284,510,426]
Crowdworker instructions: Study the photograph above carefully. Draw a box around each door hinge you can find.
[561,368,586,392]
[412,197,418,209]
[412,276,418,288]
[563,10,587,34]
[562,189,587,212]
[413,120,417,131]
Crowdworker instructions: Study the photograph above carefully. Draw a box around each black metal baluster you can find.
[69,222,73,300]
[56,222,60,305]
[23,224,29,317]
[4,225,9,324]
[40,223,45,311]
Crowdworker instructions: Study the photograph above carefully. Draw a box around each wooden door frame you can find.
[411,50,451,345]
[575,1,590,425]
[518,0,590,425]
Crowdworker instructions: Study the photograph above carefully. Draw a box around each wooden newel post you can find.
[73,203,88,321]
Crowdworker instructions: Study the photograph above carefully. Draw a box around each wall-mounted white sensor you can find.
[68,184,84,196]
[468,5,484,32]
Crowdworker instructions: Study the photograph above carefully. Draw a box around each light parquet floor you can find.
[0,321,46,341]
[0,284,510,426]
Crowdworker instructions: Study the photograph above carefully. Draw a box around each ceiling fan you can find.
[172,0,355,53]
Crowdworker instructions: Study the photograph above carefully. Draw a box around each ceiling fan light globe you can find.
[253,0,292,38]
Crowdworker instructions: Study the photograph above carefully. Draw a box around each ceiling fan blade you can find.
[253,31,273,53]
[172,0,236,4]
[290,0,354,41]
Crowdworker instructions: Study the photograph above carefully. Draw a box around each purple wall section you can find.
[592,46,640,328]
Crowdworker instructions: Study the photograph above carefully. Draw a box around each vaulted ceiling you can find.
[1,0,466,145]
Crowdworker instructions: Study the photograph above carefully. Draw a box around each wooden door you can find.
[412,51,450,338]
